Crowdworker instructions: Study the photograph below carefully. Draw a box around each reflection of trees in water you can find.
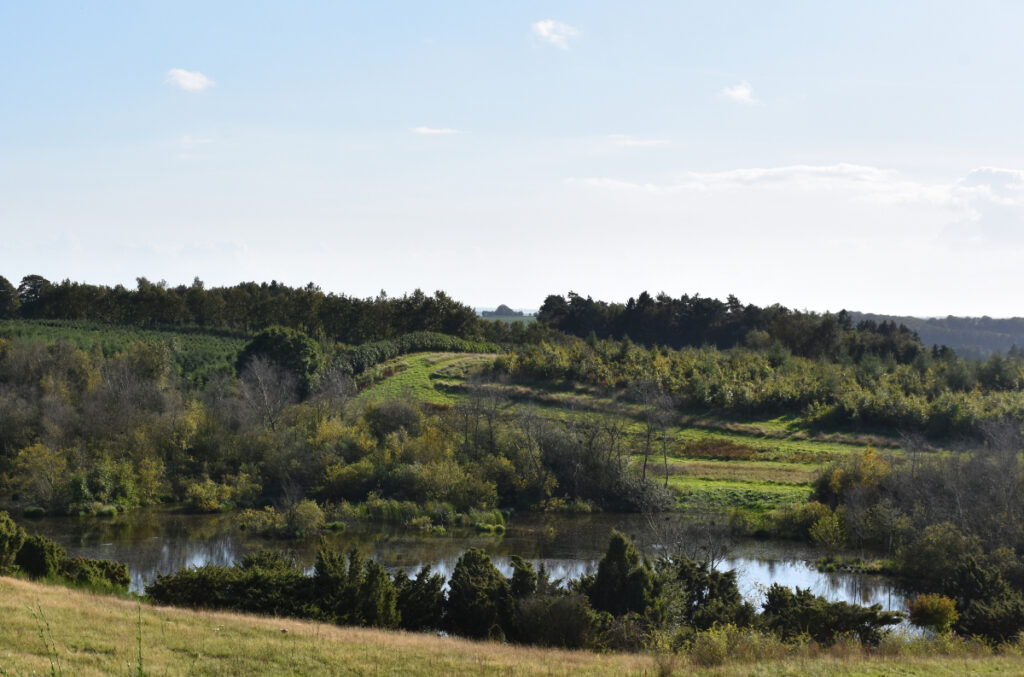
[18,511,907,609]
[723,558,906,612]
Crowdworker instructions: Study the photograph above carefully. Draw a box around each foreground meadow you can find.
[3,577,1024,677]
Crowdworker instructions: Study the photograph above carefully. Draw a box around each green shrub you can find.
[359,560,400,628]
[364,400,423,441]
[691,626,729,667]
[509,556,537,598]
[146,565,238,609]
[395,566,445,631]
[515,594,597,648]
[0,511,26,574]
[659,556,755,631]
[238,506,287,535]
[184,479,231,513]
[595,611,651,652]
[768,501,832,539]
[896,523,982,592]
[325,459,376,502]
[16,534,66,579]
[761,584,902,646]
[445,548,515,639]
[286,499,325,537]
[909,593,959,633]
[948,557,1024,642]
[96,504,118,517]
[809,512,846,552]
[59,556,130,591]
[22,506,45,518]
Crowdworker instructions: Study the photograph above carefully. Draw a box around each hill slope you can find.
[850,312,1024,358]
[3,577,1022,676]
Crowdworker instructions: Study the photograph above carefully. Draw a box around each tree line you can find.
[2,275,935,365]
[0,275,481,345]
[539,291,927,363]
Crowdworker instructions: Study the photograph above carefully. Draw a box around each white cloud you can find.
[531,20,580,50]
[608,135,671,148]
[180,134,214,147]
[570,163,1024,247]
[410,126,462,135]
[948,167,1024,243]
[571,164,900,194]
[720,81,756,105]
[165,68,213,92]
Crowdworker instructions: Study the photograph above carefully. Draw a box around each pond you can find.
[15,510,908,613]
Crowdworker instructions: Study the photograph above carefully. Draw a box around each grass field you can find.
[356,353,496,406]
[3,577,1023,676]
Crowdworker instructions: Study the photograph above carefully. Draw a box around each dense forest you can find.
[0,274,480,344]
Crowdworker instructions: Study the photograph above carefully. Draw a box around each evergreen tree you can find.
[589,530,657,617]
[446,548,515,639]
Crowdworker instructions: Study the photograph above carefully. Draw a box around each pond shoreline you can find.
[12,509,910,615]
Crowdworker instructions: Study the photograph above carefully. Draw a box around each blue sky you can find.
[2,1,1024,316]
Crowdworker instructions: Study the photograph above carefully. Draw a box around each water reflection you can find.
[16,511,908,612]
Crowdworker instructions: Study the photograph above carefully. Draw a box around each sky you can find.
[2,1,1024,317]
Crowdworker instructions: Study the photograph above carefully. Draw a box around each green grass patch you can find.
[669,476,813,512]
[357,352,492,406]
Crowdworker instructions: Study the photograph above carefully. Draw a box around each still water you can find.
[17,510,908,612]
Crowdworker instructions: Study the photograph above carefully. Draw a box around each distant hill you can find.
[480,304,523,318]
[477,305,536,324]
[849,312,1024,359]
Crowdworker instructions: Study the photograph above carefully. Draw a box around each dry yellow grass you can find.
[4,577,1024,676]
[0,577,652,676]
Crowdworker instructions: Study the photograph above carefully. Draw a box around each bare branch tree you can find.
[238,356,298,430]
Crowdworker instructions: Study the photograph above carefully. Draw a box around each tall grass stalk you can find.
[28,601,64,677]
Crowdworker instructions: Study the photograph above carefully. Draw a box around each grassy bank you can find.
[3,578,1024,676]
[0,577,649,676]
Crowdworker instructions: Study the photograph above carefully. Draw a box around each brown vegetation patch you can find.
[683,438,757,461]
[666,461,818,485]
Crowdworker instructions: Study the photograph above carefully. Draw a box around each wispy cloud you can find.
[608,135,671,148]
[410,126,462,135]
[720,81,756,105]
[165,68,213,92]
[180,134,214,147]
[570,163,1024,247]
[531,20,580,50]
[571,164,921,196]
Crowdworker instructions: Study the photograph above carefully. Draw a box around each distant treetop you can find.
[481,304,523,317]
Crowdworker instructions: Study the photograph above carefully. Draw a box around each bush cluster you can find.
[0,511,129,591]
[146,530,901,651]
